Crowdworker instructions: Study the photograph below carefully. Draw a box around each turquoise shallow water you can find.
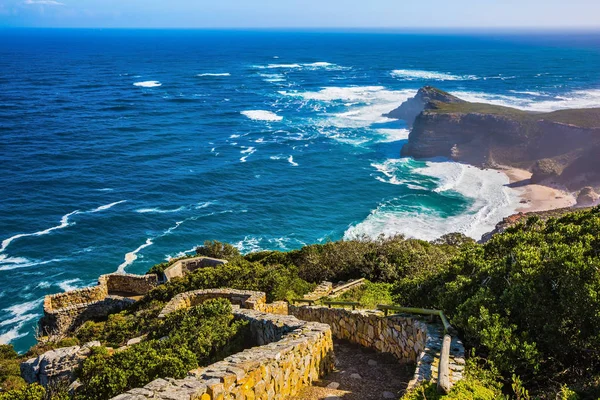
[1,29,599,352]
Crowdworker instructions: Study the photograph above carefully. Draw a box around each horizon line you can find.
[1,26,600,32]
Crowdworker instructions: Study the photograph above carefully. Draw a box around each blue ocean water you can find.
[1,29,600,352]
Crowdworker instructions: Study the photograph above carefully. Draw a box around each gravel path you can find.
[292,340,414,400]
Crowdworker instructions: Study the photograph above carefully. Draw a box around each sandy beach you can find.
[500,167,577,213]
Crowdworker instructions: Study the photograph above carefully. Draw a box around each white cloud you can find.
[23,0,65,5]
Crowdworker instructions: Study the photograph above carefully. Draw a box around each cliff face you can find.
[391,87,600,190]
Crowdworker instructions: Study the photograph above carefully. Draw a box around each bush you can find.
[395,207,600,394]
[196,240,241,260]
[76,299,248,400]
[0,383,45,400]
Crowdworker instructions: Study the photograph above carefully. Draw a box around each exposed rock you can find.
[576,187,599,207]
[531,159,561,184]
[126,336,145,346]
[368,359,378,366]
[383,391,397,399]
[21,341,101,386]
[384,86,464,126]
[393,87,600,191]
[326,381,340,389]
[350,373,362,380]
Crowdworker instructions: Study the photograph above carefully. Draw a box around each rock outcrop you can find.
[391,87,600,191]
[21,341,101,386]
[576,187,599,207]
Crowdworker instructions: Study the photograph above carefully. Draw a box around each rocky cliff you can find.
[389,87,600,191]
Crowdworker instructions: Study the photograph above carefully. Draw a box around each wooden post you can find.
[437,334,452,394]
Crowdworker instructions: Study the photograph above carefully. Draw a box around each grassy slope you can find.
[429,99,600,128]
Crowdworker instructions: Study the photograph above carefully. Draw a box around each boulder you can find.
[21,341,101,386]
[576,187,599,207]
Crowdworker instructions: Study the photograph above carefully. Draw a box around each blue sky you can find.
[1,0,599,29]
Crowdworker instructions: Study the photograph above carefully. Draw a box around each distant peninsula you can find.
[387,86,600,201]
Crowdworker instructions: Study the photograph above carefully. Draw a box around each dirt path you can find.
[293,340,414,400]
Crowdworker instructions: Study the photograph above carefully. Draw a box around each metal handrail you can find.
[376,305,454,334]
[376,304,454,394]
[291,298,316,305]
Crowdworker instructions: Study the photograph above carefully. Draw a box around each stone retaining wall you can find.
[40,273,158,336]
[163,256,228,281]
[103,273,159,295]
[112,309,334,400]
[289,305,465,391]
[158,289,268,318]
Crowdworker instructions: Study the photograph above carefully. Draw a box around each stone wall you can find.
[289,305,465,391]
[112,309,334,400]
[289,305,427,364]
[40,273,158,336]
[103,273,159,295]
[163,256,228,281]
[158,289,268,318]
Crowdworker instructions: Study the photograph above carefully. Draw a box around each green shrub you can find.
[395,207,600,393]
[76,299,248,400]
[0,383,45,400]
[196,240,241,260]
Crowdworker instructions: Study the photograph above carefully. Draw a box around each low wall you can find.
[112,309,334,400]
[163,256,228,281]
[40,273,158,336]
[289,305,465,391]
[103,273,159,295]
[158,289,268,318]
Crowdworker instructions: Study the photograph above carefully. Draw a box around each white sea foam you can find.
[133,81,162,88]
[136,206,186,214]
[376,128,410,142]
[452,89,600,112]
[0,201,125,254]
[346,161,521,241]
[0,210,79,253]
[95,188,114,192]
[260,73,286,83]
[0,256,62,272]
[287,156,299,166]
[241,110,283,122]
[240,147,256,163]
[197,73,231,77]
[117,238,153,272]
[391,69,479,81]
[255,62,348,71]
[58,278,82,292]
[0,298,43,345]
[89,200,127,213]
[0,326,26,344]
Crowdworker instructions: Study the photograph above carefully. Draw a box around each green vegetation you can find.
[396,208,600,398]
[5,208,600,399]
[76,299,248,400]
[322,281,394,309]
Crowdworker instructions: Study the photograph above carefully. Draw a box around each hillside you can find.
[391,87,600,191]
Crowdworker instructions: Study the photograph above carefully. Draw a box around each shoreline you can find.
[497,166,577,213]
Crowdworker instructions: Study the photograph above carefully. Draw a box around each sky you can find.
[0,0,599,29]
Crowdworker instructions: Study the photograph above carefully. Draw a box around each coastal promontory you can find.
[391,86,600,191]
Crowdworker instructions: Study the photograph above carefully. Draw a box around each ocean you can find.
[1,29,599,352]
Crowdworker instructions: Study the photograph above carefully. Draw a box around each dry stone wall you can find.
[40,273,158,336]
[163,256,228,281]
[289,305,465,391]
[112,309,334,400]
